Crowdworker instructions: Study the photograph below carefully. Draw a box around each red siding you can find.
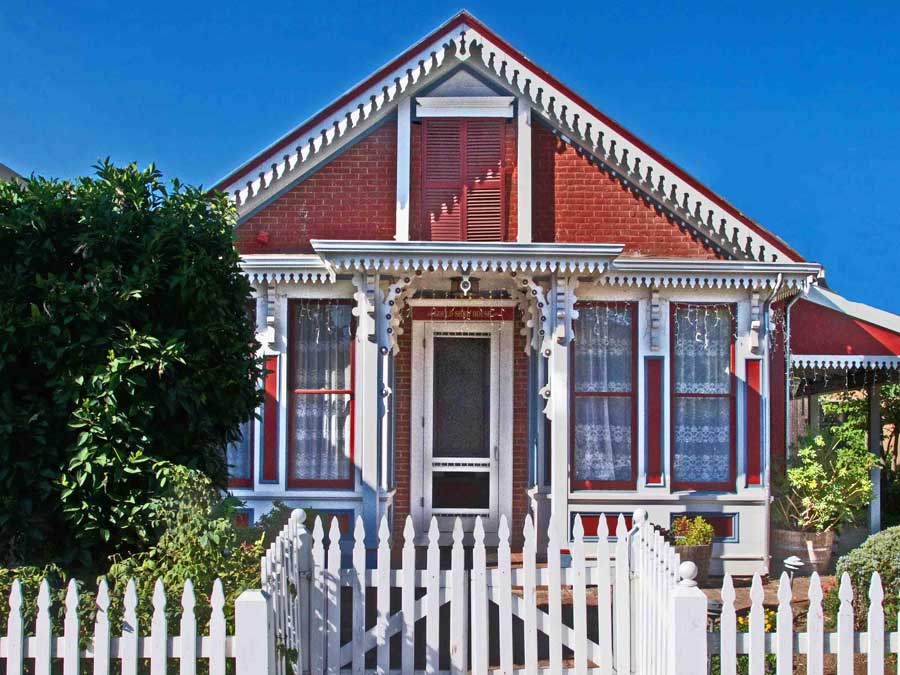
[261,355,279,483]
[235,124,397,254]
[769,300,787,469]
[791,298,900,356]
[746,359,762,486]
[645,358,664,485]
[532,123,725,258]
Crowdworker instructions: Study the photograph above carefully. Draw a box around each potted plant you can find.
[671,516,715,587]
[772,426,875,575]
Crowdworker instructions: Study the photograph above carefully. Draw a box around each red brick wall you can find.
[391,312,530,548]
[511,320,528,546]
[392,327,412,538]
[531,123,723,258]
[235,123,397,254]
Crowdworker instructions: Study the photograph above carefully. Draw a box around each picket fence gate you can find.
[0,577,275,675]
[262,508,701,675]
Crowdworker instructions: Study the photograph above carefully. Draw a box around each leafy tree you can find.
[0,162,261,571]
[820,385,900,525]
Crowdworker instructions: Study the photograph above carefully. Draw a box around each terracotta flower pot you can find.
[771,528,835,576]
[674,543,712,587]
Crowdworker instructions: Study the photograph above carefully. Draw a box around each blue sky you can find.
[2,1,898,311]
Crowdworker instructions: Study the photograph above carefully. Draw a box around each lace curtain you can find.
[572,305,634,484]
[672,305,733,485]
[291,301,353,482]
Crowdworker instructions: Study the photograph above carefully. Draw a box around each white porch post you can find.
[868,382,882,534]
[516,97,532,243]
[354,273,383,548]
[548,275,577,542]
[395,98,411,242]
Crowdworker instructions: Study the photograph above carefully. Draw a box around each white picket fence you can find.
[0,576,274,675]
[712,570,900,674]
[263,507,701,675]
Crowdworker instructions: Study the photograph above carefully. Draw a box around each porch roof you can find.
[791,286,900,372]
[239,244,821,288]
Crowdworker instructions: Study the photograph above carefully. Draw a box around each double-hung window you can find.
[288,300,355,488]
[571,303,638,489]
[671,304,736,490]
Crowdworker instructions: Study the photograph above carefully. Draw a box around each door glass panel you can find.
[433,336,490,458]
[432,471,490,509]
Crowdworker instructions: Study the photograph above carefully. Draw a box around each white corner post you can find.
[234,590,276,675]
[668,562,709,674]
[395,97,411,242]
[516,96,532,243]
[868,381,882,533]
[354,273,384,549]
[548,275,575,541]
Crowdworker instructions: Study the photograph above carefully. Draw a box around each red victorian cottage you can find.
[215,13,900,574]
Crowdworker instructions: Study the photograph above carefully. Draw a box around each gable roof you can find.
[215,11,802,263]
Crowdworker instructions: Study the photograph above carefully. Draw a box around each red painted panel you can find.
[673,513,734,540]
[233,511,251,528]
[579,513,633,538]
[411,306,514,322]
[746,360,762,485]
[791,299,900,356]
[706,515,735,539]
[262,355,279,483]
[646,358,663,485]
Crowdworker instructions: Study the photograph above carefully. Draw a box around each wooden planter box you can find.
[771,528,835,576]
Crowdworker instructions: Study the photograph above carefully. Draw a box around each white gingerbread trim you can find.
[598,258,819,291]
[240,254,335,284]
[312,240,623,275]
[791,355,900,371]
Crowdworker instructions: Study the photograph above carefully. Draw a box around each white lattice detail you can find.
[384,273,419,354]
[514,276,551,356]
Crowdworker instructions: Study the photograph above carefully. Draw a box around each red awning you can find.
[790,286,900,371]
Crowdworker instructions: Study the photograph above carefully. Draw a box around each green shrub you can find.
[0,466,283,634]
[827,526,900,630]
[671,516,714,546]
[773,425,874,533]
[0,162,262,572]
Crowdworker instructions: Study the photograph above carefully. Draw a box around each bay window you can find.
[288,300,355,488]
[671,304,736,490]
[571,303,637,489]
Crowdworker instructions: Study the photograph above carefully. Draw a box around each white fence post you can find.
[235,589,276,675]
[668,561,708,675]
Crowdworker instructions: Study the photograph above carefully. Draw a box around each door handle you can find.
[493,445,499,460]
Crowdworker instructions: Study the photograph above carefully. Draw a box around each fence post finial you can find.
[677,561,698,588]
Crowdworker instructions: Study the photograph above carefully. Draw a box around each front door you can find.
[411,316,513,543]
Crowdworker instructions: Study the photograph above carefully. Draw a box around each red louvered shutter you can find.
[464,119,504,241]
[422,118,505,241]
[423,120,464,240]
